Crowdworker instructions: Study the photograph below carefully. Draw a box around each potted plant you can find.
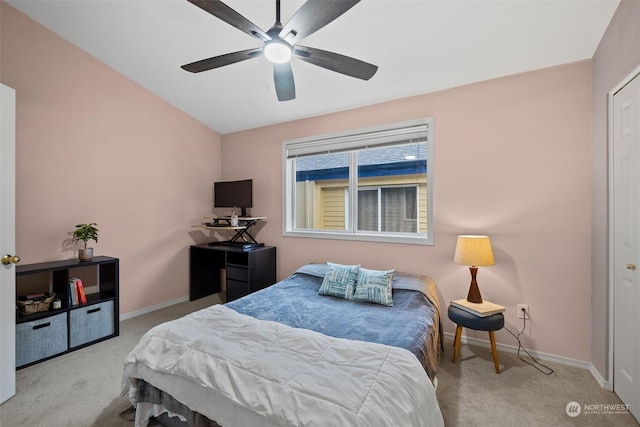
[72,223,98,261]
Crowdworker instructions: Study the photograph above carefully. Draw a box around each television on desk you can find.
[214,179,252,217]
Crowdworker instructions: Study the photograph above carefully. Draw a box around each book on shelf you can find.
[451,298,505,317]
[73,277,88,304]
[68,280,78,306]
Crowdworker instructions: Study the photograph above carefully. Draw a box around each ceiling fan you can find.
[182,0,378,101]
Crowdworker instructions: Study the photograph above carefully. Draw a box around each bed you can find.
[123,263,445,427]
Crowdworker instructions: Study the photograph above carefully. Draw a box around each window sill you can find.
[283,229,434,245]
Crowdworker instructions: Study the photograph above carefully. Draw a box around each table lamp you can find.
[454,235,495,303]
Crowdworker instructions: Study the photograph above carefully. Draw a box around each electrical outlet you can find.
[518,304,529,319]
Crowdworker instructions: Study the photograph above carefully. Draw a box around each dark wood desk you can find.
[189,244,276,302]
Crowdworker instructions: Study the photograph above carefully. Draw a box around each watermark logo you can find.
[583,403,630,415]
[566,401,581,417]
[566,401,631,417]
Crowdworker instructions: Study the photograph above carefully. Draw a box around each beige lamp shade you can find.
[454,235,495,267]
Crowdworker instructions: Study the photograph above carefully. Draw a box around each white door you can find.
[613,73,640,421]
[0,84,17,404]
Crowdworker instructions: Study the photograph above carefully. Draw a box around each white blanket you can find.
[123,305,444,427]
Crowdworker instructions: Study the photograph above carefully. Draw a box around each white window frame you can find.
[282,118,434,245]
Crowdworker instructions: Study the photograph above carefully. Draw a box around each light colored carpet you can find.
[436,338,638,426]
[0,294,223,427]
[1,294,637,426]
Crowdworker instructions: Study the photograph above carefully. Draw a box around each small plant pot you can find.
[79,248,93,262]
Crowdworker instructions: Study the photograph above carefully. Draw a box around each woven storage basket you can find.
[17,293,56,315]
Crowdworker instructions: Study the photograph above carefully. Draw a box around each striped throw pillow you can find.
[318,262,359,300]
[352,268,395,306]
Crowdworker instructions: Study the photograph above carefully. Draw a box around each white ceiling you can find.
[7,0,620,135]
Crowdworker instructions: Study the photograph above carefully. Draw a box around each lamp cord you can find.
[503,314,555,376]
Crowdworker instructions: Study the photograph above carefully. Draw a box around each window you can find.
[358,185,418,233]
[283,118,434,245]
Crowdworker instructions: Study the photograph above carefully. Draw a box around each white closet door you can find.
[613,72,640,422]
[0,83,17,404]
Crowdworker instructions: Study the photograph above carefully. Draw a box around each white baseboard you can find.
[443,331,592,370]
[590,364,613,391]
[445,332,615,389]
[119,296,189,322]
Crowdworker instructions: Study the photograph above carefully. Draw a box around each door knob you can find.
[1,254,20,265]
[626,263,636,270]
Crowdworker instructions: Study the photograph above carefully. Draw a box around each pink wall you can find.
[223,61,594,362]
[591,0,640,380]
[0,1,598,363]
[1,3,222,315]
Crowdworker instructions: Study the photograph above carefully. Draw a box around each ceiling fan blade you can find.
[182,48,263,73]
[186,0,270,41]
[279,0,360,45]
[293,45,377,80]
[273,63,295,101]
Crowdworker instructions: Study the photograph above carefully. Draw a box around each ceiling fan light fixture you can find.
[264,40,292,63]
[182,0,378,101]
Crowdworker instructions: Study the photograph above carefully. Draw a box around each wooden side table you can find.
[448,304,504,373]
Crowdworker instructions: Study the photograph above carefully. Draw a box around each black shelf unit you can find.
[15,256,119,369]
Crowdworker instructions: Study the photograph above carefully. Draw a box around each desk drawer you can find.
[227,279,249,302]
[16,313,68,367]
[70,300,114,348]
[227,265,248,282]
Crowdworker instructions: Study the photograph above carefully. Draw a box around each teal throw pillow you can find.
[318,262,359,300]
[352,268,395,306]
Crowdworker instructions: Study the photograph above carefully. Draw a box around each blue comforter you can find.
[226,263,443,381]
